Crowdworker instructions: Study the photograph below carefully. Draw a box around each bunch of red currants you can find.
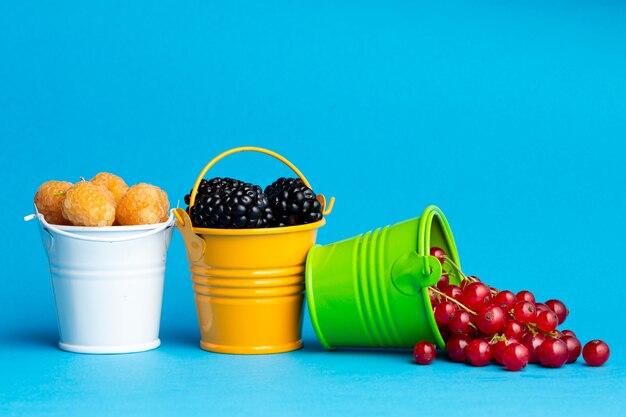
[412,247,610,371]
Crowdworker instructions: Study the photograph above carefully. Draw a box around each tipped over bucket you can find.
[26,211,175,354]
[305,205,460,350]
[176,147,334,354]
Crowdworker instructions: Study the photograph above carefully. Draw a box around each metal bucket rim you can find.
[53,219,173,233]
[26,208,176,243]
[189,218,325,237]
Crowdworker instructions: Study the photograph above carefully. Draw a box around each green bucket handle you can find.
[391,252,442,296]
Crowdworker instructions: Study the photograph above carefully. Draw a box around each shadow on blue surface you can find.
[159,327,198,347]
[5,328,58,350]
[302,343,411,355]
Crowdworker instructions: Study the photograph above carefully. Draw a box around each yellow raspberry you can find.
[116,183,169,226]
[62,181,116,227]
[34,180,73,225]
[90,172,129,207]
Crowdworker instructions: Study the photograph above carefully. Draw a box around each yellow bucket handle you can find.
[188,146,335,215]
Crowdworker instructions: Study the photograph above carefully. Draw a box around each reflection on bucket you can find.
[176,146,333,354]
[305,205,460,350]
[26,211,175,354]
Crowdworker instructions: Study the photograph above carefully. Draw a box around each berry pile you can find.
[265,178,323,226]
[34,173,169,227]
[412,247,610,371]
[186,177,323,229]
[190,183,274,229]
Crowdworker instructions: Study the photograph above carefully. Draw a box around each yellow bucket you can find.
[174,146,334,354]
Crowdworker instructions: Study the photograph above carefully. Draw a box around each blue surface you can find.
[1,1,626,415]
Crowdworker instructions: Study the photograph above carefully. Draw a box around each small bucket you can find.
[175,146,334,354]
[25,211,175,354]
[305,205,460,350]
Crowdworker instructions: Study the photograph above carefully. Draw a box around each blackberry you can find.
[265,177,323,227]
[189,183,274,228]
[184,177,244,206]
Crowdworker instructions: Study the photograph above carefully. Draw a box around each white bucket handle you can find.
[25,211,176,243]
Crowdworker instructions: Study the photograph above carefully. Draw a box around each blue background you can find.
[1,1,625,415]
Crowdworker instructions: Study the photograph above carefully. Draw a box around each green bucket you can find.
[305,205,461,350]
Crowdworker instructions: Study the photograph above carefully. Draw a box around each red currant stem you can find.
[525,323,539,336]
[442,256,480,288]
[442,256,467,281]
[429,288,442,304]
[524,323,558,339]
[536,327,559,338]
[490,333,508,344]
[428,286,477,315]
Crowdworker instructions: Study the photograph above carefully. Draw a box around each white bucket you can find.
[25,210,175,354]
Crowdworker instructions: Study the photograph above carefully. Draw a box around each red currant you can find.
[502,320,525,341]
[536,310,559,333]
[516,290,535,304]
[428,288,439,307]
[442,284,463,302]
[438,325,452,343]
[436,273,450,290]
[434,301,457,326]
[561,329,576,338]
[461,282,492,311]
[460,275,481,290]
[582,340,610,366]
[521,332,546,363]
[493,290,516,311]
[430,247,446,265]
[423,262,604,372]
[537,338,568,368]
[413,341,437,365]
[561,335,582,363]
[545,299,568,325]
[503,342,530,371]
[513,301,536,324]
[448,310,473,335]
[466,339,492,366]
[475,305,506,335]
[446,334,471,363]
[492,340,507,365]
